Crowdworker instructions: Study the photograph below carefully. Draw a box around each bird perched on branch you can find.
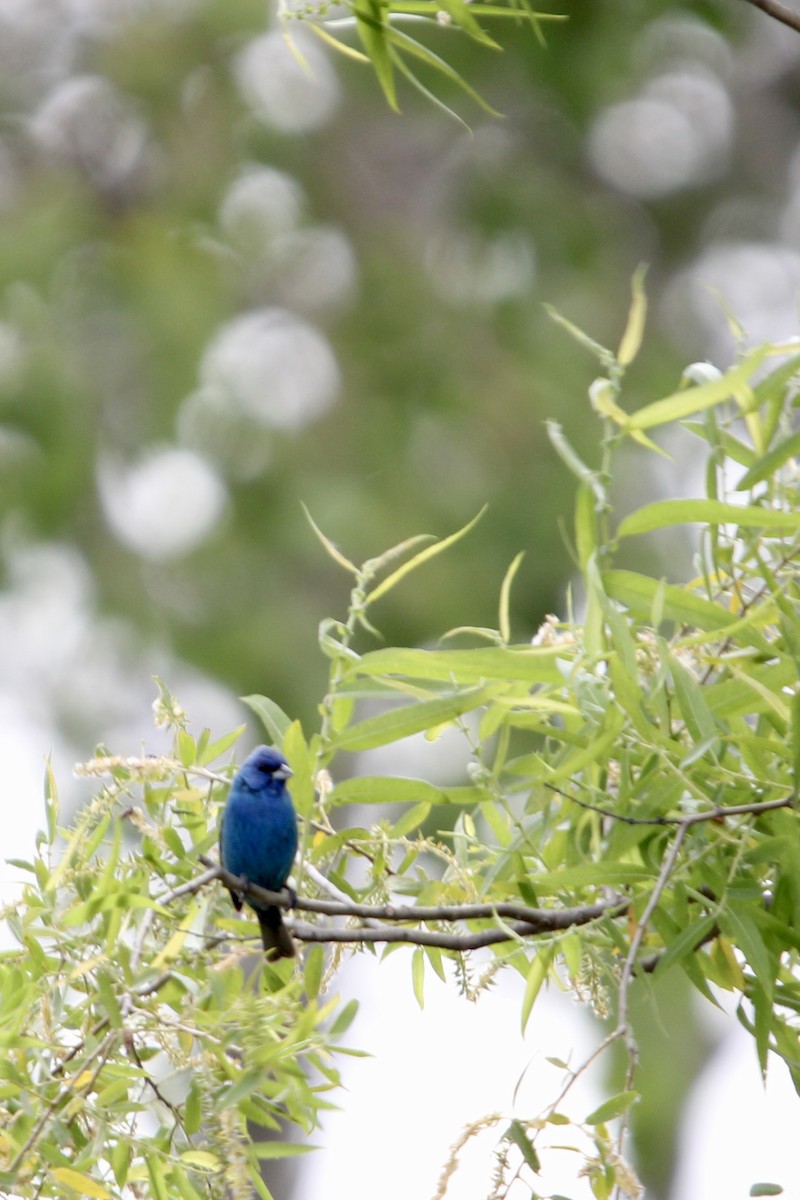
[219,744,298,960]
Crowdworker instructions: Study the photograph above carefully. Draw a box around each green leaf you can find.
[367,506,486,606]
[200,724,246,765]
[390,800,431,836]
[282,721,315,818]
[652,914,718,977]
[301,503,358,573]
[499,552,525,644]
[51,1169,111,1199]
[240,695,293,746]
[604,569,774,652]
[626,349,766,430]
[331,775,483,807]
[543,304,612,363]
[329,685,496,752]
[351,645,564,685]
[618,499,800,538]
[665,649,719,749]
[43,756,58,846]
[616,264,648,367]
[179,1152,221,1172]
[735,430,800,491]
[412,946,425,1008]
[722,906,774,999]
[353,1,399,111]
[251,1142,317,1159]
[304,945,324,999]
[521,947,553,1033]
[547,421,606,509]
[574,482,599,572]
[504,1119,541,1172]
[329,998,359,1036]
[749,1185,784,1197]
[585,1090,639,1125]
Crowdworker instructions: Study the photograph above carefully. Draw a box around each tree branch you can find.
[740,0,800,34]
[196,855,628,949]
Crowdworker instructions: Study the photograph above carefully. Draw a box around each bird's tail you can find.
[257,906,295,960]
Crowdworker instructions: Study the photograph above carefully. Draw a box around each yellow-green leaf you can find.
[51,1169,111,1199]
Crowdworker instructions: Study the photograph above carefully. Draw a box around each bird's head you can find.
[237,745,293,789]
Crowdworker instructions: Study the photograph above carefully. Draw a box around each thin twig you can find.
[550,783,795,826]
[740,0,800,35]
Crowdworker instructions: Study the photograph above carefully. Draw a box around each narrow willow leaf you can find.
[735,430,800,491]
[603,569,772,650]
[543,304,612,363]
[683,419,756,467]
[251,1142,317,1159]
[618,499,800,538]
[283,721,315,818]
[179,1152,221,1173]
[366,506,487,606]
[705,659,797,718]
[384,28,502,118]
[379,49,473,133]
[330,685,495,752]
[722,906,774,1000]
[412,946,425,1008]
[146,1156,169,1200]
[437,0,501,47]
[546,420,605,508]
[304,946,324,999]
[499,552,525,644]
[200,724,246,765]
[616,264,648,367]
[390,800,431,836]
[585,1090,639,1125]
[652,913,718,977]
[354,1,399,110]
[300,503,358,573]
[306,21,372,62]
[665,650,719,748]
[505,1120,541,1171]
[51,1169,111,1199]
[44,755,58,846]
[351,645,564,684]
[521,947,553,1033]
[331,775,484,806]
[627,349,767,430]
[530,709,626,784]
[241,695,292,745]
[329,998,359,1036]
[574,482,598,572]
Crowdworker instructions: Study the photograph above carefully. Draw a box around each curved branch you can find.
[285,908,617,949]
[199,856,627,935]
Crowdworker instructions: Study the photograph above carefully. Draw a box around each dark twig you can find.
[548,783,795,826]
[740,0,800,34]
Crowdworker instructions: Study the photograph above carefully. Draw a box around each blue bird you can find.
[220,745,298,959]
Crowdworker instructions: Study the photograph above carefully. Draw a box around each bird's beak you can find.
[276,765,293,779]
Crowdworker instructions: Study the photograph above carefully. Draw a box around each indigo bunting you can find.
[220,745,298,959]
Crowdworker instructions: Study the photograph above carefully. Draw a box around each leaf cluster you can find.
[3,296,800,1198]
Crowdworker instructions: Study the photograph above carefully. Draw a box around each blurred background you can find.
[1,1,799,1197]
